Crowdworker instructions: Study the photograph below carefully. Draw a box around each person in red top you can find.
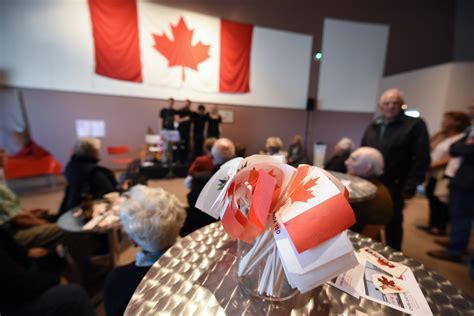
[187,155,213,176]
[185,138,216,188]
[181,138,235,236]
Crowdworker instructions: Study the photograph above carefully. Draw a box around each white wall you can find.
[317,18,389,113]
[0,89,24,153]
[0,0,312,109]
[380,62,474,135]
[445,63,474,112]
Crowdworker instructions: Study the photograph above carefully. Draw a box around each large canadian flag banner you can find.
[89,0,253,93]
[1,0,312,108]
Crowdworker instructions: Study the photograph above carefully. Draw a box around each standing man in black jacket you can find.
[361,89,431,250]
[428,102,474,263]
[175,99,193,163]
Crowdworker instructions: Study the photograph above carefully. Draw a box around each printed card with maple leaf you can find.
[372,273,406,294]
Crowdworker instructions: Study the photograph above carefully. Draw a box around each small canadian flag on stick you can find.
[195,155,358,294]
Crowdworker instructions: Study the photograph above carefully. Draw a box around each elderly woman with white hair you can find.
[59,137,117,215]
[104,185,186,316]
[263,136,286,158]
[344,147,393,240]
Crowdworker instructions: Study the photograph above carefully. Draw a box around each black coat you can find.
[104,262,151,316]
[450,134,474,192]
[60,155,117,214]
[0,228,60,312]
[324,151,350,173]
[181,165,220,236]
[361,113,431,196]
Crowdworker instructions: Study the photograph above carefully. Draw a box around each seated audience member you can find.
[262,137,286,159]
[325,137,354,173]
[187,138,216,176]
[181,138,236,236]
[60,138,117,215]
[104,185,185,316]
[0,147,64,249]
[2,148,108,287]
[345,147,393,239]
[235,143,247,158]
[184,138,216,189]
[0,228,95,316]
[287,135,305,167]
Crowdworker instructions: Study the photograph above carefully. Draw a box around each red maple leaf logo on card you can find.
[152,17,210,81]
[377,257,396,268]
[377,276,402,291]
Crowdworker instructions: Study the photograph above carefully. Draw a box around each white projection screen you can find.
[317,18,389,113]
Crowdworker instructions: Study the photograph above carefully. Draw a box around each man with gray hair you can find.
[361,88,430,250]
[105,185,186,316]
[181,138,236,236]
[345,147,393,239]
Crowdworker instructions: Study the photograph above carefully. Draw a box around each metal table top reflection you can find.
[126,222,474,315]
[329,171,377,203]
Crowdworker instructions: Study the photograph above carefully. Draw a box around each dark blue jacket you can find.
[450,134,474,192]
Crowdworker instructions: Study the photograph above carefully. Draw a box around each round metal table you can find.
[329,171,377,203]
[126,222,474,315]
[57,208,89,233]
[57,207,122,265]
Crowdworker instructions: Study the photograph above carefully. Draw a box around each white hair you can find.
[73,138,101,158]
[265,137,283,150]
[379,88,405,105]
[337,137,353,152]
[211,138,235,165]
[120,185,186,252]
[356,147,385,177]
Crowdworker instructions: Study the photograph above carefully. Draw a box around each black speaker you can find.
[306,98,315,111]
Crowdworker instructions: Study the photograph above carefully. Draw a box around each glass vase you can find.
[236,228,297,301]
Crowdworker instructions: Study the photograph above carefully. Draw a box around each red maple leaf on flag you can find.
[287,166,319,204]
[152,17,210,81]
[288,177,318,204]
[288,178,319,203]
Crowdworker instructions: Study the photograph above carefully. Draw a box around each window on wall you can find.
[76,120,105,138]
